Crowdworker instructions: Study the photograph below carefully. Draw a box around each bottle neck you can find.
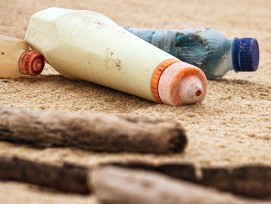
[226,40,235,72]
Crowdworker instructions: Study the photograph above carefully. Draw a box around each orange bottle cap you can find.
[19,50,45,76]
[151,59,180,102]
[152,60,208,106]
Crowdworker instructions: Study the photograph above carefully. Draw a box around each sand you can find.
[0,0,270,203]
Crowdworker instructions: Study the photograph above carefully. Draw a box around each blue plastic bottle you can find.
[124,27,260,79]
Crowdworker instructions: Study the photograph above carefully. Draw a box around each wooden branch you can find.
[111,161,198,182]
[201,166,271,198]
[0,106,187,154]
[0,182,97,204]
[91,166,267,204]
[0,155,270,202]
[112,161,271,198]
[0,156,90,194]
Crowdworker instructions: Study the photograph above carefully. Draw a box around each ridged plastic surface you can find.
[124,27,259,79]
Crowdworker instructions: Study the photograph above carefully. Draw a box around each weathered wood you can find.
[1,155,271,201]
[201,166,271,198]
[0,182,97,204]
[112,161,271,198]
[91,166,267,204]
[111,161,198,182]
[0,106,187,154]
[0,156,90,194]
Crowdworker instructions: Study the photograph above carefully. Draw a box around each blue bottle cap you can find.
[232,38,259,72]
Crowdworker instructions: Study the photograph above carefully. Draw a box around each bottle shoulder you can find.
[171,28,234,79]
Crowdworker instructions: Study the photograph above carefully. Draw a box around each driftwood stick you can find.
[1,155,271,202]
[0,156,90,194]
[111,161,198,182]
[91,166,267,204]
[112,161,271,198]
[201,166,271,198]
[0,106,187,154]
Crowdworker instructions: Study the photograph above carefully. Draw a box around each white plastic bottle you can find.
[25,8,208,106]
[0,35,45,78]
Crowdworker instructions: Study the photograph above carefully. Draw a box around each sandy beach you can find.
[0,0,270,203]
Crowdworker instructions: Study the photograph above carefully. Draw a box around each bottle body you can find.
[124,27,259,80]
[0,35,45,78]
[25,8,208,105]
[0,35,29,78]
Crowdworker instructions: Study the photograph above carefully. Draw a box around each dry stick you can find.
[0,156,90,194]
[201,166,271,198]
[0,106,187,154]
[111,161,198,182]
[1,155,270,202]
[112,161,271,198]
[91,166,268,204]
